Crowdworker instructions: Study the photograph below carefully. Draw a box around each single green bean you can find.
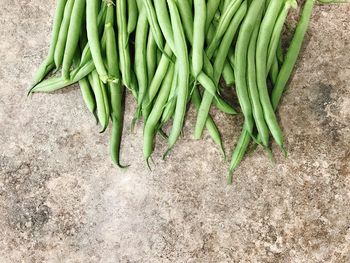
[147,45,173,103]
[192,0,206,78]
[127,0,138,35]
[154,0,175,51]
[116,0,132,88]
[222,62,235,86]
[146,31,158,83]
[134,4,149,110]
[227,122,251,184]
[79,4,107,66]
[90,70,109,131]
[167,0,190,150]
[272,0,315,110]
[86,0,109,83]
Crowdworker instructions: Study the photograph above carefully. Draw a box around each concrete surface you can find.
[1,1,350,262]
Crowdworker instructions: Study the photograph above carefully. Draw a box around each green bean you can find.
[154,0,175,51]
[269,55,279,85]
[54,0,75,68]
[222,62,235,86]
[143,64,175,160]
[191,87,226,159]
[147,45,173,103]
[86,0,108,83]
[146,32,158,83]
[256,0,284,148]
[142,0,164,51]
[161,66,178,125]
[247,18,270,148]
[90,70,109,131]
[267,0,297,73]
[116,0,132,88]
[31,0,67,88]
[192,0,206,78]
[79,77,96,115]
[272,0,315,110]
[227,123,251,184]
[176,0,194,44]
[206,0,243,59]
[73,48,96,116]
[212,97,238,115]
[277,38,284,66]
[127,0,138,35]
[62,0,86,80]
[105,4,127,168]
[167,0,189,150]
[79,4,107,66]
[235,0,264,136]
[134,4,149,110]
[205,0,220,32]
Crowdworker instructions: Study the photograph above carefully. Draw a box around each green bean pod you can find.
[62,0,86,80]
[167,0,190,150]
[86,0,109,83]
[134,4,149,110]
[54,0,75,68]
[89,70,109,131]
[192,0,206,78]
[272,0,315,110]
[116,0,132,88]
[222,62,235,86]
[154,0,175,51]
[228,123,251,184]
[127,0,138,35]
[146,31,158,83]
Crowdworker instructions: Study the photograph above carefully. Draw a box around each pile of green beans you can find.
[29,0,341,182]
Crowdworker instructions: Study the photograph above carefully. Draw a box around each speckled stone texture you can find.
[0,1,349,262]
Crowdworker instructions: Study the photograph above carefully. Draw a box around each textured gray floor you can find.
[1,1,350,262]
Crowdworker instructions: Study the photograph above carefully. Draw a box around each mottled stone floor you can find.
[0,1,349,262]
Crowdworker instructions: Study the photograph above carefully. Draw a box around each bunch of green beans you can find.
[29,0,342,182]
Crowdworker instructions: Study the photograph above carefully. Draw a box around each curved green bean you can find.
[86,0,108,83]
